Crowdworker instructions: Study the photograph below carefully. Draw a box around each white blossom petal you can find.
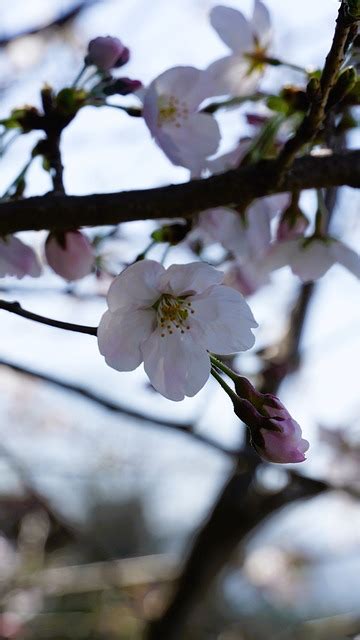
[252,0,272,47]
[166,113,221,172]
[330,241,360,279]
[142,329,211,401]
[151,66,208,109]
[98,308,156,371]
[160,262,224,296]
[210,5,253,54]
[107,260,164,311]
[265,240,298,271]
[291,241,333,282]
[204,55,260,98]
[189,285,258,353]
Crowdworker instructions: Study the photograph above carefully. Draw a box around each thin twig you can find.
[0,299,97,335]
[275,1,359,176]
[0,356,237,457]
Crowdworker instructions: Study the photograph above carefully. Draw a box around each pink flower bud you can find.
[86,37,129,71]
[0,236,41,279]
[233,380,309,464]
[45,230,94,281]
[254,395,310,463]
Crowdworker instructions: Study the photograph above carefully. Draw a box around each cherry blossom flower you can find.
[266,236,360,282]
[252,395,310,463]
[0,236,41,279]
[142,66,221,173]
[45,230,94,281]
[198,194,288,259]
[205,1,272,97]
[86,36,129,71]
[98,260,257,401]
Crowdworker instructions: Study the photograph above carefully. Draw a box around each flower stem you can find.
[71,63,88,88]
[210,366,239,403]
[209,354,238,381]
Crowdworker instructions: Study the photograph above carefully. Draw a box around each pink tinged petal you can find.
[199,208,247,253]
[189,285,258,354]
[330,241,360,279]
[142,329,211,401]
[45,231,94,281]
[291,240,334,282]
[224,259,270,296]
[252,0,272,47]
[265,240,298,272]
[107,260,165,312]
[98,308,156,371]
[258,428,309,463]
[204,55,260,98]
[210,6,253,54]
[206,139,251,174]
[0,236,41,279]
[87,37,128,71]
[160,262,224,296]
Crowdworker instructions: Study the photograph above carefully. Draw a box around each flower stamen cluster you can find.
[155,294,194,336]
[157,96,189,128]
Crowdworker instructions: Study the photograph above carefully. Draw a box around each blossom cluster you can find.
[1,1,360,466]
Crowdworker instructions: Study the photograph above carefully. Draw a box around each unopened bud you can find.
[86,37,130,71]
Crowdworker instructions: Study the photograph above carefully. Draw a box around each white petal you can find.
[252,0,272,47]
[199,208,248,254]
[98,308,156,371]
[210,5,253,54]
[189,285,258,354]
[107,260,165,312]
[330,241,360,278]
[291,241,333,282]
[204,55,260,98]
[142,329,210,401]
[264,240,297,271]
[165,113,221,172]
[160,262,224,296]
[224,258,270,296]
[154,66,207,109]
[206,139,250,174]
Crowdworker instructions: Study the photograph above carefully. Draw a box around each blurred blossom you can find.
[45,230,94,281]
[98,260,257,401]
[142,66,220,173]
[205,0,272,96]
[0,236,41,279]
[223,257,270,296]
[86,36,130,71]
[266,236,360,282]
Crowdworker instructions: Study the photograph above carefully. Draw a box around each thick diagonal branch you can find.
[0,150,359,235]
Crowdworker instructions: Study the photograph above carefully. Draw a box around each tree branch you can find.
[275,1,359,175]
[0,357,236,457]
[0,150,359,235]
[0,1,99,48]
[0,299,97,335]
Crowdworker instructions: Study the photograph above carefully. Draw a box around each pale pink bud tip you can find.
[86,37,129,71]
[255,396,309,464]
[45,230,94,281]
